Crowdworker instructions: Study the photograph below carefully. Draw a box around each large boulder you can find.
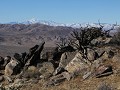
[59,51,77,68]
[65,52,90,75]
[0,56,11,70]
[13,53,26,66]
[90,50,114,73]
[23,45,39,64]
[95,47,115,60]
[17,42,45,78]
[52,45,75,62]
[3,56,11,66]
[53,51,77,75]
[5,58,21,76]
[91,37,112,46]
[24,41,45,66]
[90,50,111,71]
[14,53,22,62]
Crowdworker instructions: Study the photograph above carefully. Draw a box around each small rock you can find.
[95,49,105,58]
[91,37,112,46]
[87,48,96,61]
[83,72,92,80]
[95,65,113,78]
[53,67,65,76]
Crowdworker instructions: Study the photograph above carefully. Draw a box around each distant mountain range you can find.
[7,18,119,29]
[0,22,75,47]
[0,19,119,47]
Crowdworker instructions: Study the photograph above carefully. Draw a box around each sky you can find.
[0,0,120,24]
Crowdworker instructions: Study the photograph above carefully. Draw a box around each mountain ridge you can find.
[0,20,119,47]
[5,19,119,29]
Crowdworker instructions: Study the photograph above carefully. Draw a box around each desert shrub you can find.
[68,25,111,58]
[70,27,105,48]
[56,24,115,59]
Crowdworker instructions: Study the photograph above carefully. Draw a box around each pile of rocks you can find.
[0,37,119,89]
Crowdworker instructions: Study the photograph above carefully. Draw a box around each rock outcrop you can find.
[0,37,119,89]
[5,58,21,76]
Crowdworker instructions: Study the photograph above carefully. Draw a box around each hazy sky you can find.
[0,0,120,24]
